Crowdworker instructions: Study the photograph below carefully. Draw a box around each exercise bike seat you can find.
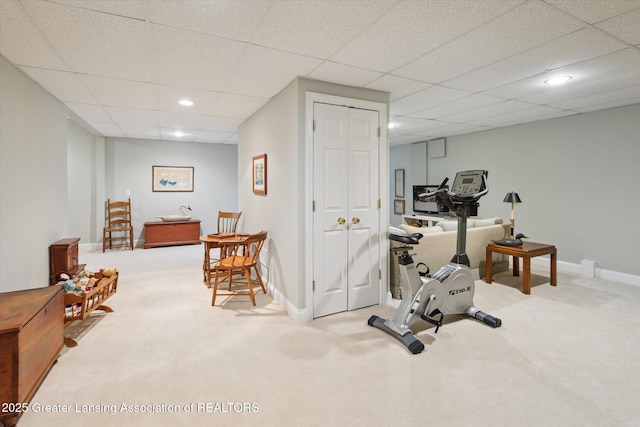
[389,232,423,245]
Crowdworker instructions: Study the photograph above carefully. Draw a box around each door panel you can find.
[313,103,379,318]
[313,103,349,318]
[347,108,379,310]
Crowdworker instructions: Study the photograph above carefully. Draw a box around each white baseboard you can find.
[528,257,640,287]
[266,280,310,323]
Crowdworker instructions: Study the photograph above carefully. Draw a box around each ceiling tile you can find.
[156,111,207,129]
[486,48,640,101]
[19,67,96,103]
[408,93,505,120]
[391,86,471,116]
[394,0,585,83]
[389,116,445,133]
[193,130,235,144]
[439,100,537,123]
[146,0,271,42]
[365,75,432,101]
[445,27,628,92]
[571,95,640,113]
[209,94,269,119]
[388,133,425,146]
[223,45,323,98]
[306,61,383,88]
[200,116,244,132]
[160,128,197,142]
[149,24,246,91]
[545,0,640,24]
[223,133,239,144]
[51,0,147,20]
[89,122,124,137]
[22,0,153,81]
[548,84,640,111]
[330,0,524,73]
[154,85,221,115]
[77,74,155,109]
[119,125,161,139]
[596,8,640,45]
[0,0,68,70]
[252,0,394,58]
[104,106,158,126]
[468,105,575,127]
[66,103,112,123]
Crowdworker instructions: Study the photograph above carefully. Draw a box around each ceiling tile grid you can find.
[0,0,638,146]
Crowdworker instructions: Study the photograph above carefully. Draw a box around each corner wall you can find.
[0,56,68,291]
[239,77,389,320]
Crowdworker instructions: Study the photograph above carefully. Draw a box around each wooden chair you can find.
[211,230,267,306]
[203,211,242,281]
[218,211,242,234]
[102,198,134,252]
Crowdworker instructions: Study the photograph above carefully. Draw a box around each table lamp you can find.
[503,192,522,238]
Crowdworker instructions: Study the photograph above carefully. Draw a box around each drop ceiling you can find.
[1,0,639,146]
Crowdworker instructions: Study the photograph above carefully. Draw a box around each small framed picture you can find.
[252,153,267,195]
[395,169,404,198]
[394,199,405,215]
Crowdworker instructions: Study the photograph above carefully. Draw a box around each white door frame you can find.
[304,92,390,322]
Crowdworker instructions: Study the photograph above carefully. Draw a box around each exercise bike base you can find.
[368,315,425,354]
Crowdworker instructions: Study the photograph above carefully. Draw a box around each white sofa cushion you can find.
[475,217,503,227]
[437,220,458,231]
[399,224,443,234]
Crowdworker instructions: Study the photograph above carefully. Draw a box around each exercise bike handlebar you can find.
[418,172,488,205]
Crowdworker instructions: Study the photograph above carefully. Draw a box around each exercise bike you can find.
[368,169,502,354]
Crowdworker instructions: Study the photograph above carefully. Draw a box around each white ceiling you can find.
[1,0,639,146]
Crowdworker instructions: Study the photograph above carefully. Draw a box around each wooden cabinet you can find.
[144,219,201,249]
[0,286,64,427]
[49,238,86,284]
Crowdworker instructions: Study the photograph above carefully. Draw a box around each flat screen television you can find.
[412,185,449,214]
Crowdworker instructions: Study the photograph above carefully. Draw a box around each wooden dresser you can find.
[0,286,64,427]
[143,219,201,249]
[49,237,86,284]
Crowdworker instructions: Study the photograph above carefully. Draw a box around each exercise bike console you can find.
[368,169,502,354]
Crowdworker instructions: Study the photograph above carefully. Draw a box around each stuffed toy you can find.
[100,268,117,277]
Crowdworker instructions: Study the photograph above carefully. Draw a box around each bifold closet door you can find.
[313,102,380,318]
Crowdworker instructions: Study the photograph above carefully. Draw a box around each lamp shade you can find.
[503,192,522,203]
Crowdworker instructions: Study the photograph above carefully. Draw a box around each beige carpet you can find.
[19,244,640,426]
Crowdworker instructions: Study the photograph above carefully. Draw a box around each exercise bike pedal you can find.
[420,309,444,333]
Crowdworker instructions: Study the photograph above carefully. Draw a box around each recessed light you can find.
[544,76,572,86]
[178,99,194,106]
[174,131,185,137]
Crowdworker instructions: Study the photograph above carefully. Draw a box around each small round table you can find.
[199,233,249,286]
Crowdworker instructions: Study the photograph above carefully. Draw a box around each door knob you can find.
[352,217,360,224]
[337,217,346,225]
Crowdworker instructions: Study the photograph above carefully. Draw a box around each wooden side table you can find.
[485,241,557,294]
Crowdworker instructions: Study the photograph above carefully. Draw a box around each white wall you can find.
[105,137,238,244]
[389,141,427,225]
[425,104,640,277]
[0,56,68,291]
[239,80,300,308]
[68,119,102,243]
